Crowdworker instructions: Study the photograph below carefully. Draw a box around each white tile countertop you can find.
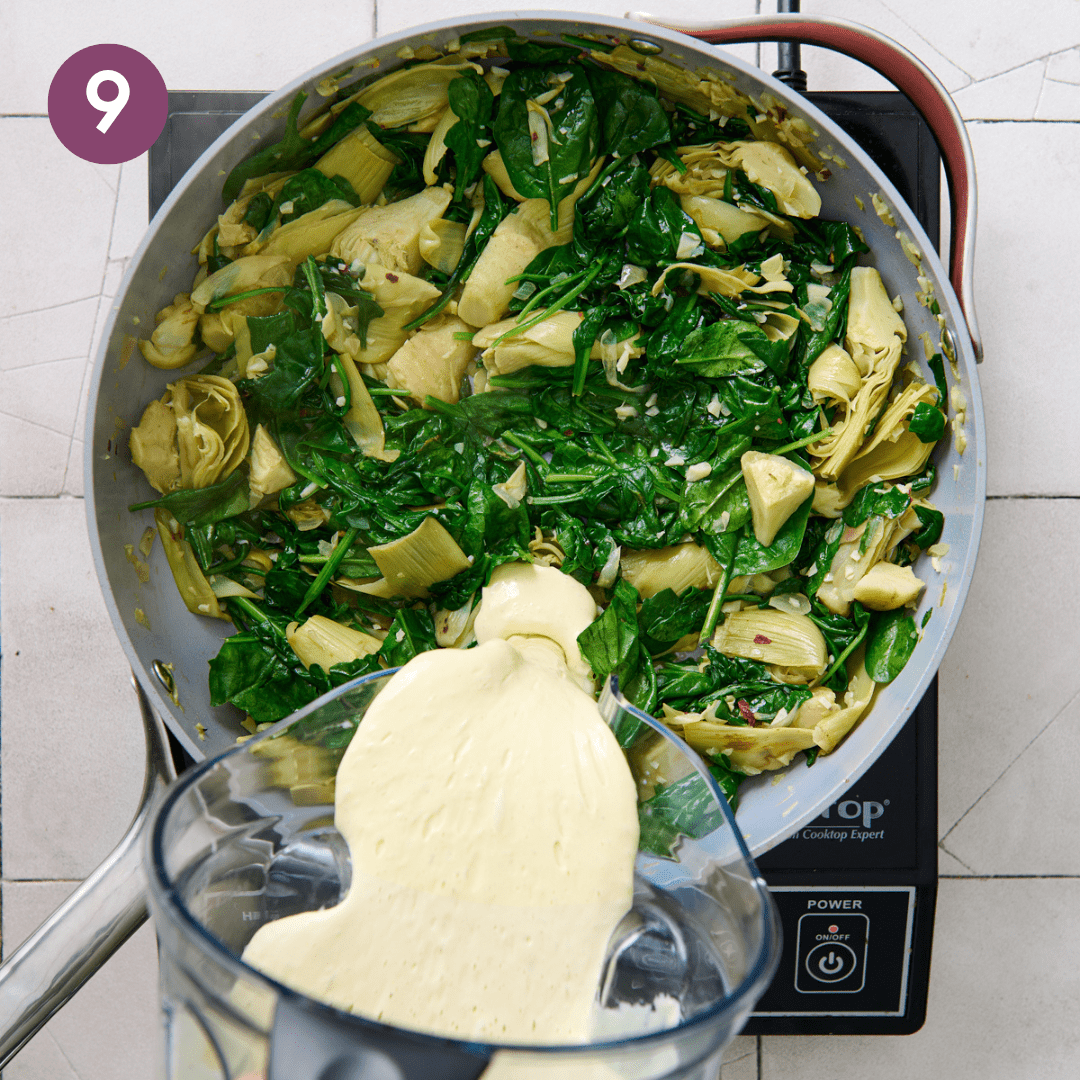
[2,1,1078,1077]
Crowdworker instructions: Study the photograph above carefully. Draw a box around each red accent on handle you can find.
[682,21,974,349]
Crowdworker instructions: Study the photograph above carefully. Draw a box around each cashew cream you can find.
[242,565,639,1044]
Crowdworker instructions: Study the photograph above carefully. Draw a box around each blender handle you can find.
[0,675,174,1067]
[629,11,983,361]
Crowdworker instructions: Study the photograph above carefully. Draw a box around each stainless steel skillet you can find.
[0,9,985,1065]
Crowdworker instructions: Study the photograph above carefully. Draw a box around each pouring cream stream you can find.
[241,562,641,1043]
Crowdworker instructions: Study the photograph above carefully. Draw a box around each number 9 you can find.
[86,69,130,134]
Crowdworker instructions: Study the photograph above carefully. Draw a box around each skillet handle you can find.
[0,675,175,1068]
[629,11,983,361]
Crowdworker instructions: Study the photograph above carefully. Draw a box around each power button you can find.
[805,941,858,982]
[794,913,868,994]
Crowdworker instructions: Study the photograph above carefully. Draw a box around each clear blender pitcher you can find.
[146,670,780,1080]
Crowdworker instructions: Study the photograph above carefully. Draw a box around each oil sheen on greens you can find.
[131,37,948,854]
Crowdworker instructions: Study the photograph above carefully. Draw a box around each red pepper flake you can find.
[736,699,757,726]
[385,272,399,283]
[754,634,772,644]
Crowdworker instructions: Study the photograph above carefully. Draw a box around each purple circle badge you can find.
[48,45,167,165]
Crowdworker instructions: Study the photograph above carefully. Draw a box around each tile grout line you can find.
[951,50,1055,87]
[1,879,83,885]
[937,839,977,874]
[2,355,91,373]
[969,117,1080,124]
[878,0,975,86]
[0,296,100,321]
[0,409,84,440]
[0,495,83,504]
[44,1026,81,1079]
[939,873,1080,880]
[1033,62,1052,120]
[940,679,1080,847]
[59,168,124,494]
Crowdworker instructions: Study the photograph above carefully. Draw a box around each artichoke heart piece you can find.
[347,61,483,130]
[387,315,477,406]
[808,266,909,481]
[314,126,398,204]
[593,46,752,132]
[852,562,925,611]
[286,498,330,532]
[712,609,828,682]
[760,309,801,343]
[808,343,861,406]
[251,202,365,263]
[474,310,582,375]
[722,141,821,218]
[155,510,228,620]
[198,309,248,356]
[287,615,382,671]
[457,199,560,328]
[811,480,847,519]
[847,265,908,356]
[419,218,467,276]
[247,732,338,805]
[330,347,398,462]
[815,512,919,616]
[816,519,881,617]
[740,451,815,547]
[139,293,201,370]
[835,381,938,503]
[169,375,250,490]
[668,712,817,776]
[790,686,841,729]
[492,460,528,509]
[679,194,772,246]
[651,158,793,239]
[132,375,250,494]
[628,729,696,800]
[367,516,471,599]
[129,399,180,494]
[653,140,819,218]
[812,651,876,753]
[457,163,601,328]
[352,264,442,369]
[320,290,359,356]
[248,424,297,509]
[474,311,641,377]
[208,576,259,601]
[211,173,292,250]
[422,105,459,186]
[433,596,479,649]
[330,186,452,277]
[189,255,293,315]
[481,149,527,201]
[651,261,759,300]
[621,542,721,600]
